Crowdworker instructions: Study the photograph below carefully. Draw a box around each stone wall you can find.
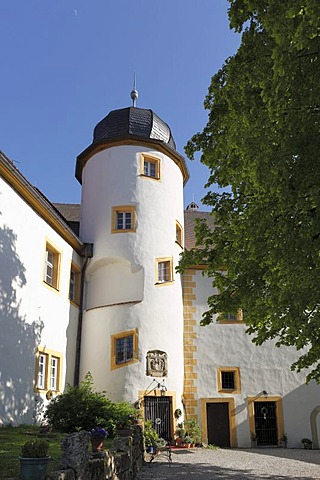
[48,427,144,480]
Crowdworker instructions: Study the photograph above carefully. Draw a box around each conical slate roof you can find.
[93,107,176,150]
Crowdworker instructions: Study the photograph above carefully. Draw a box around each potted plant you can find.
[143,420,160,453]
[175,422,185,446]
[19,440,50,480]
[89,426,108,452]
[301,438,312,449]
[185,418,201,446]
[183,435,193,448]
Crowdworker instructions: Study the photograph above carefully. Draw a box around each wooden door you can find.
[206,402,230,447]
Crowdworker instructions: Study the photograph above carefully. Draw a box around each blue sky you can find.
[0,1,240,209]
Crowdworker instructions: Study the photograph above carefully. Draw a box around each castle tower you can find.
[75,103,189,437]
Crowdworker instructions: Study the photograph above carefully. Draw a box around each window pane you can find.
[144,160,156,178]
[116,211,132,230]
[158,261,169,282]
[221,371,235,389]
[125,212,132,229]
[116,212,124,229]
[37,354,46,389]
[69,270,75,301]
[45,251,54,284]
[116,336,134,364]
[50,357,58,390]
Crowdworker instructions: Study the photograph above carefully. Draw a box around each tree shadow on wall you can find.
[0,224,44,424]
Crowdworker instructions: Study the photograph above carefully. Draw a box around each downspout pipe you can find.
[74,243,93,386]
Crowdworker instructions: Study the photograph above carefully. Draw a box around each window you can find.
[43,242,60,290]
[112,206,136,233]
[176,221,183,247]
[35,348,62,392]
[217,367,241,394]
[156,257,173,284]
[111,329,138,370]
[218,310,244,323]
[69,263,81,305]
[140,154,160,180]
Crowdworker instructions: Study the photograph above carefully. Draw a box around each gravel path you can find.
[136,448,320,479]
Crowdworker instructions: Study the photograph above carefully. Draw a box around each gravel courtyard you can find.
[136,448,320,479]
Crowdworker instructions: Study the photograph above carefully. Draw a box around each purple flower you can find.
[90,426,108,438]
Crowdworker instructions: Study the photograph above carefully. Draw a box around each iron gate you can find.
[144,396,172,440]
[254,401,278,446]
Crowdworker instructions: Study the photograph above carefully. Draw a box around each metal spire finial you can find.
[130,73,138,107]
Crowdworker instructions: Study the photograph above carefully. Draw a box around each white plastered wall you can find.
[0,176,81,424]
[192,270,320,448]
[79,145,185,409]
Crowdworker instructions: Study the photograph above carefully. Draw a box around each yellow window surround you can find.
[69,262,81,306]
[155,257,174,285]
[140,153,161,180]
[35,347,63,393]
[217,366,241,394]
[111,205,137,233]
[111,329,139,370]
[43,241,61,291]
[175,220,183,247]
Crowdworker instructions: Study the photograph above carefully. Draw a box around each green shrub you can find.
[143,420,159,449]
[44,372,134,435]
[21,440,49,458]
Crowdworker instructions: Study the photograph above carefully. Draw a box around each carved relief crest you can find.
[146,350,168,377]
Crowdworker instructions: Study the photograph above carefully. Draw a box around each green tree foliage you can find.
[181,0,320,381]
[44,373,135,434]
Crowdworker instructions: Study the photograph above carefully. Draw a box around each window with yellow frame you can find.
[35,347,63,392]
[140,153,160,180]
[111,329,139,370]
[217,367,241,394]
[155,257,173,285]
[43,242,61,290]
[69,262,81,305]
[218,310,244,323]
[111,205,136,233]
[175,221,183,247]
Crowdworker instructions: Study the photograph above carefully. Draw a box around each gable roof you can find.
[0,151,83,254]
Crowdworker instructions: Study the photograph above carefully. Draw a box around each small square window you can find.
[140,154,160,180]
[44,242,60,290]
[112,206,136,233]
[217,367,241,394]
[111,329,138,370]
[156,258,173,284]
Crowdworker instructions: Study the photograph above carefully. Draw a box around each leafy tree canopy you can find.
[180,0,320,382]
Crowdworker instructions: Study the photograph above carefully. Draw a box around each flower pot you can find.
[90,437,104,452]
[19,457,50,480]
[303,443,312,449]
[175,438,183,446]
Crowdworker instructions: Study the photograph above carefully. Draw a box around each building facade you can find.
[1,104,320,448]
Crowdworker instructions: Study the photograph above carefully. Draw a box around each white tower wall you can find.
[79,144,185,406]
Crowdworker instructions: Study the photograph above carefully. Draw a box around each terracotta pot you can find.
[90,437,104,452]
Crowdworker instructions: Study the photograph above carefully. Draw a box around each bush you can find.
[21,440,49,458]
[143,420,159,449]
[44,372,134,435]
